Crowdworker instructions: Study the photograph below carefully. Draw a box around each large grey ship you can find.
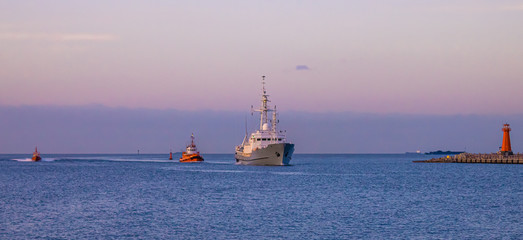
[235,76,294,165]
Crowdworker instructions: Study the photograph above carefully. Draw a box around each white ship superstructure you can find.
[235,76,294,165]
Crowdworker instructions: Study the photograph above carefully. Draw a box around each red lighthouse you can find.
[500,124,513,156]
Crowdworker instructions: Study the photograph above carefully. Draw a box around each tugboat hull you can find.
[31,146,41,161]
[235,143,294,166]
[179,154,204,162]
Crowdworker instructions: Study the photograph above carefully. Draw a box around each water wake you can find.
[95,158,172,163]
[68,156,174,163]
[11,156,172,163]
[161,167,257,174]
[12,158,57,162]
[203,161,233,165]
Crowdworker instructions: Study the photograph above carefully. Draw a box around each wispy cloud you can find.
[434,3,523,13]
[0,23,15,29]
[296,65,310,71]
[58,34,117,41]
[500,4,523,11]
[0,33,117,42]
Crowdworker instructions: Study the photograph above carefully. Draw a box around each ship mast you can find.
[272,105,278,132]
[254,76,273,131]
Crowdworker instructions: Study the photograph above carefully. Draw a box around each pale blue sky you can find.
[1,1,523,114]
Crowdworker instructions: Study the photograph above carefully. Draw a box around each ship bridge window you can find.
[257,138,261,141]
[278,138,282,141]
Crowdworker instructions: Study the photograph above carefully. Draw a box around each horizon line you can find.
[0,152,496,155]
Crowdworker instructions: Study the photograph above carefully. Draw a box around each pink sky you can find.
[1,1,522,114]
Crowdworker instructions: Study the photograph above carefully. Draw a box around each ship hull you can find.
[32,156,41,162]
[235,143,294,166]
[179,154,204,162]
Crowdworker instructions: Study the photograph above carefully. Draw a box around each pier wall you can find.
[415,153,523,164]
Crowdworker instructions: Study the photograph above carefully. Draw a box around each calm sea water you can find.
[0,154,521,239]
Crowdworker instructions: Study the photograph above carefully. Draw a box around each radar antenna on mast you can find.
[254,75,272,131]
[262,75,266,95]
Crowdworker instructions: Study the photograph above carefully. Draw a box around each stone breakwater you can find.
[414,153,523,164]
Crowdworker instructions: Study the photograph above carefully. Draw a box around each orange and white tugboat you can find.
[32,146,42,161]
[179,134,204,162]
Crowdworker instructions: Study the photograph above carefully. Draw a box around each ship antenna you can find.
[245,116,248,136]
[262,75,266,95]
[252,75,273,131]
[272,105,277,132]
[242,115,248,145]
[259,75,271,130]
